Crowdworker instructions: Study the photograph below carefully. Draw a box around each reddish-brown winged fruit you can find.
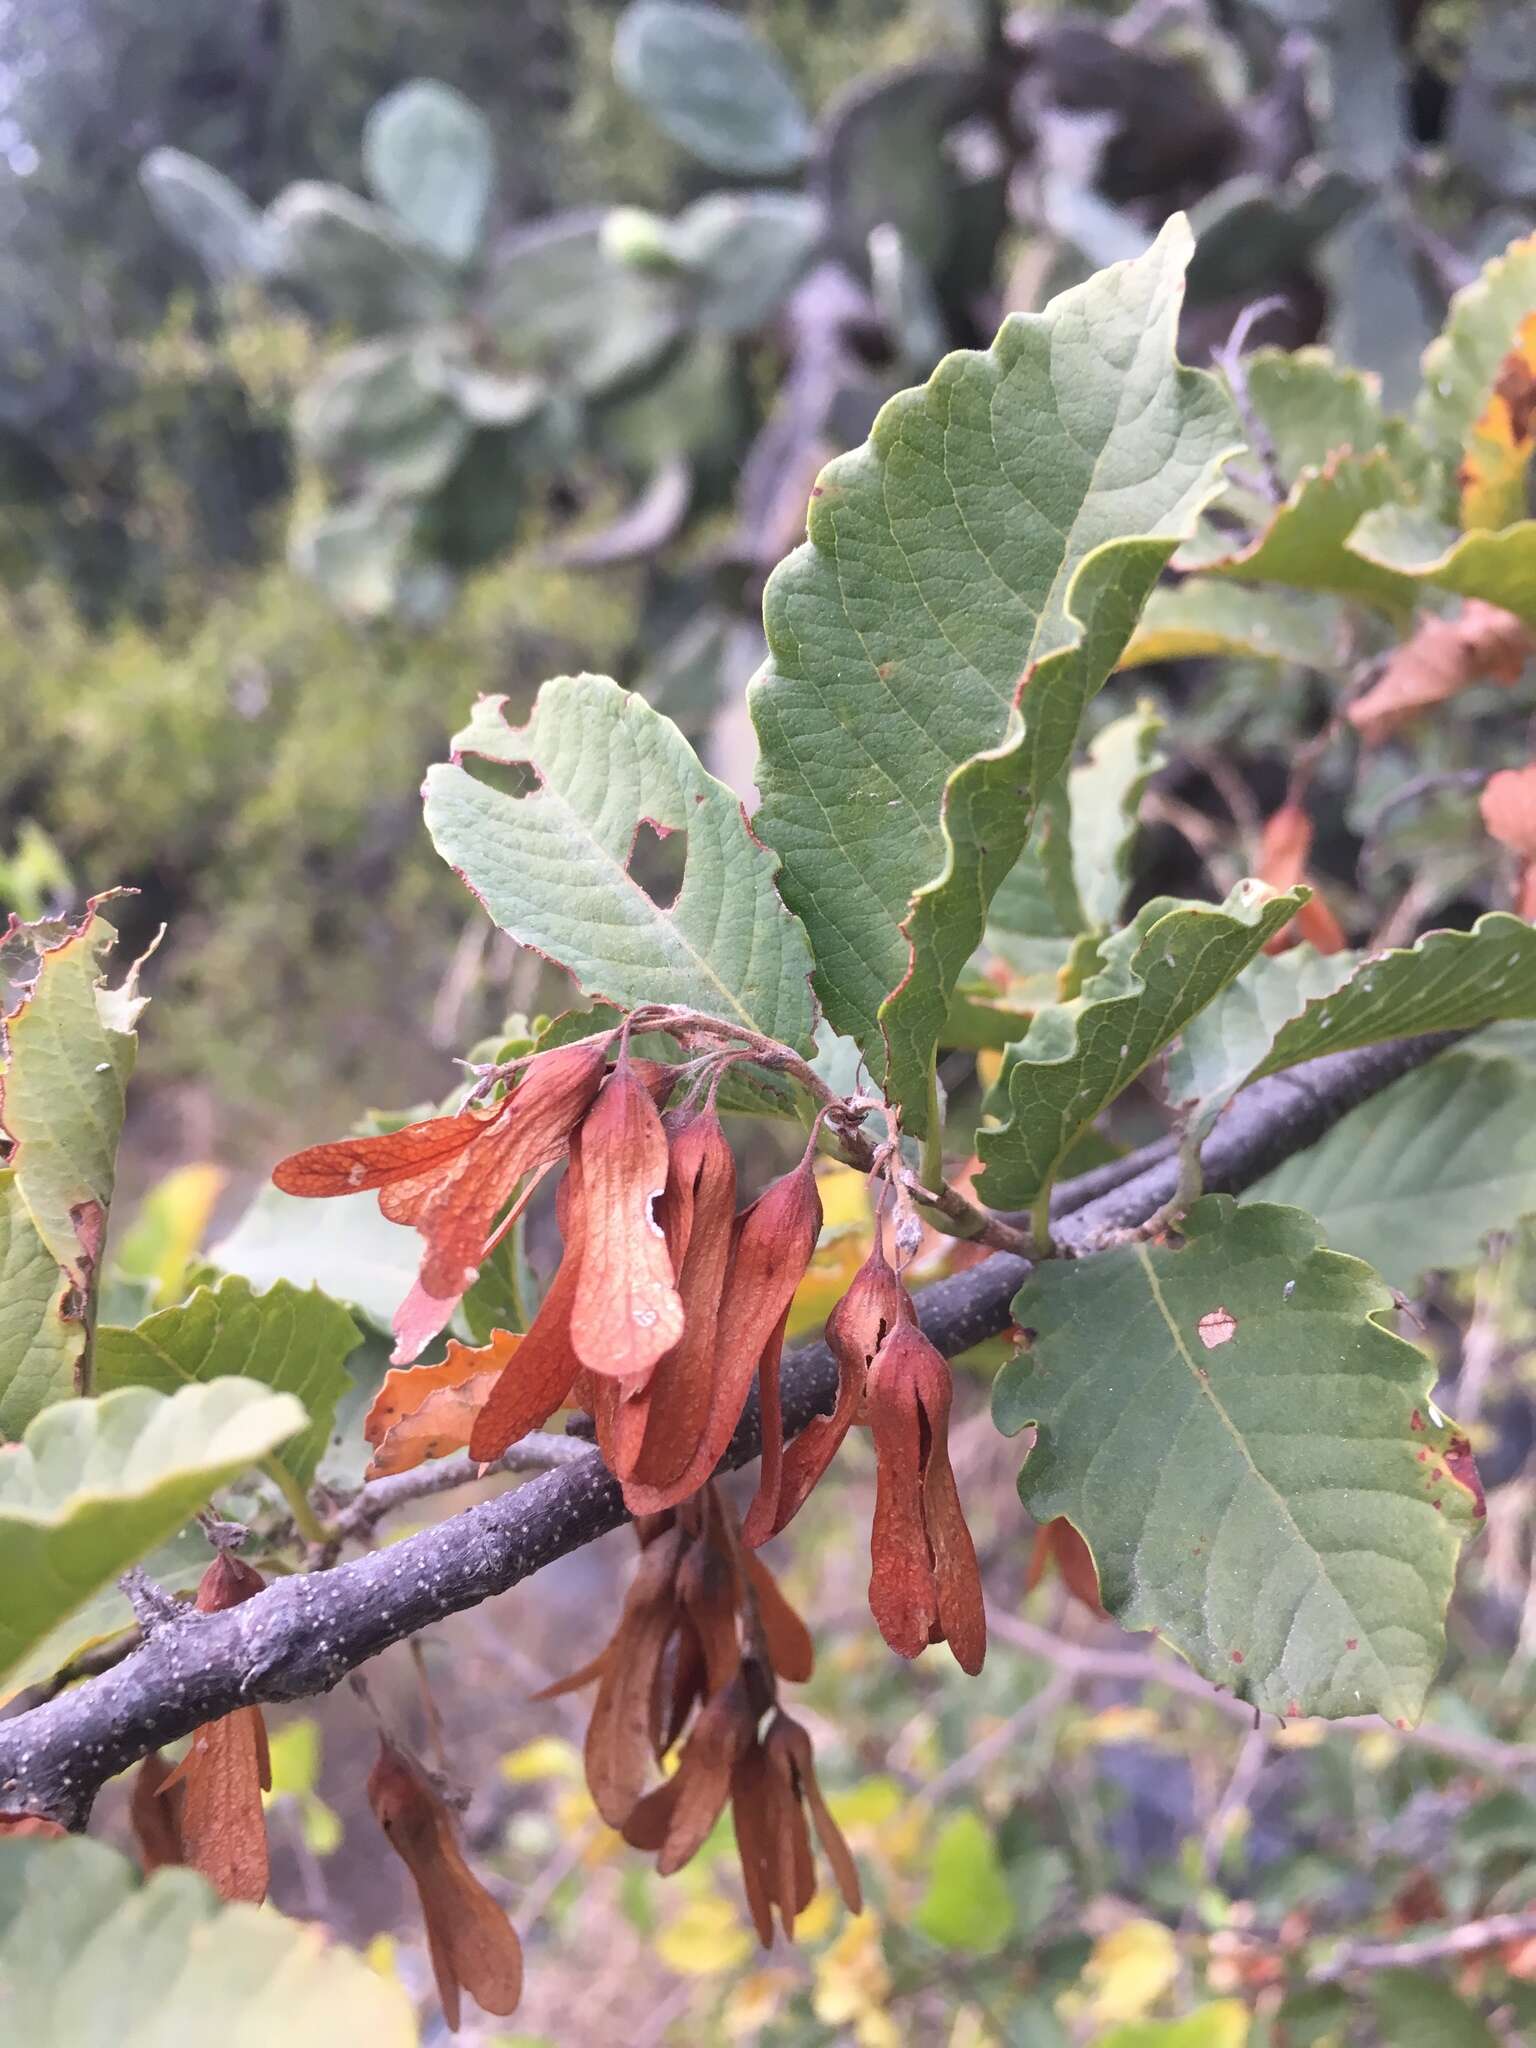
[130,1751,185,1873]
[628,1148,822,1515]
[568,1056,685,1379]
[610,1107,737,1504]
[865,1322,986,1675]
[1025,1516,1107,1618]
[746,1230,912,1544]
[273,1038,609,1363]
[161,1552,272,1902]
[468,1153,587,1462]
[368,1737,523,2032]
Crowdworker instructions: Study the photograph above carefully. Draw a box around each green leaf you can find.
[1180,449,1416,613]
[1,1525,209,1700]
[0,903,146,1434]
[482,212,682,399]
[0,1177,77,1442]
[1186,168,1362,307]
[1119,579,1347,671]
[425,674,816,1048]
[1168,912,1536,1139]
[0,1839,416,2042]
[294,338,470,499]
[1095,2009,1251,2048]
[1250,1039,1536,1292]
[210,1185,418,1335]
[1344,504,1536,624]
[262,183,458,335]
[996,1198,1480,1722]
[363,79,495,268]
[1243,347,1387,484]
[752,218,1240,1124]
[661,192,823,336]
[1368,1970,1499,2048]
[0,1380,305,1685]
[982,707,1163,1004]
[1416,229,1536,489]
[139,148,268,285]
[612,1,811,176]
[975,883,1303,1216]
[95,1276,359,1488]
[913,1811,1015,1955]
[289,497,416,621]
[814,61,981,279]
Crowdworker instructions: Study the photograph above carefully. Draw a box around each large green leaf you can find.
[1251,1038,1536,1292]
[1168,913,1536,1138]
[0,1839,416,2043]
[975,883,1303,1217]
[996,1198,1479,1722]
[0,903,146,1434]
[1344,505,1536,624]
[913,1812,1015,1955]
[612,1,811,176]
[209,1185,423,1334]
[96,1276,359,1488]
[751,219,1240,1124]
[1368,1971,1499,2048]
[0,1380,305,1685]
[425,673,816,1048]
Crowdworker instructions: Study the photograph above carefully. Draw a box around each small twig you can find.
[117,1567,189,1636]
[315,1432,591,1564]
[1310,1909,1536,1983]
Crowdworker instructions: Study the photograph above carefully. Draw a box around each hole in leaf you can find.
[464,757,542,800]
[627,821,686,910]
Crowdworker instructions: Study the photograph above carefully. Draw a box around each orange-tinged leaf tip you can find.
[364,1334,517,1477]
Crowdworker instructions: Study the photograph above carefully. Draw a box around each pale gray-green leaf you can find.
[363,79,494,267]
[613,1,811,175]
[0,1839,416,2043]
[0,1381,306,1684]
[425,673,816,1048]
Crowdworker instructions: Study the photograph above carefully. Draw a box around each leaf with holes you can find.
[975,882,1303,1218]
[0,1839,415,2042]
[95,1276,360,1488]
[995,1198,1480,1722]
[1344,504,1536,624]
[1168,911,1536,1139]
[1251,1035,1536,1292]
[0,900,147,1434]
[0,1380,305,1685]
[751,218,1240,1129]
[424,673,816,1048]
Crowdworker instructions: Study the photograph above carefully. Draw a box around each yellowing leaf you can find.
[655,1894,754,1976]
[1460,309,1536,531]
[114,1164,227,1306]
[363,1334,512,1477]
[499,1736,582,1785]
[1095,2003,1251,2048]
[1061,1918,1179,2026]
[813,1911,898,2048]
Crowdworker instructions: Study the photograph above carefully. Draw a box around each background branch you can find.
[0,1034,1460,1829]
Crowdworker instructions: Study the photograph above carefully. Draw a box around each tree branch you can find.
[0,1034,1459,1829]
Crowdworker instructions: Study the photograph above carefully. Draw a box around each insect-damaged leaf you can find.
[976,882,1303,1215]
[95,1276,360,1489]
[750,217,1240,1129]
[424,674,816,1049]
[0,1380,304,1687]
[996,1198,1479,1722]
[0,1838,416,2042]
[1168,910,1536,1140]
[0,899,147,1435]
